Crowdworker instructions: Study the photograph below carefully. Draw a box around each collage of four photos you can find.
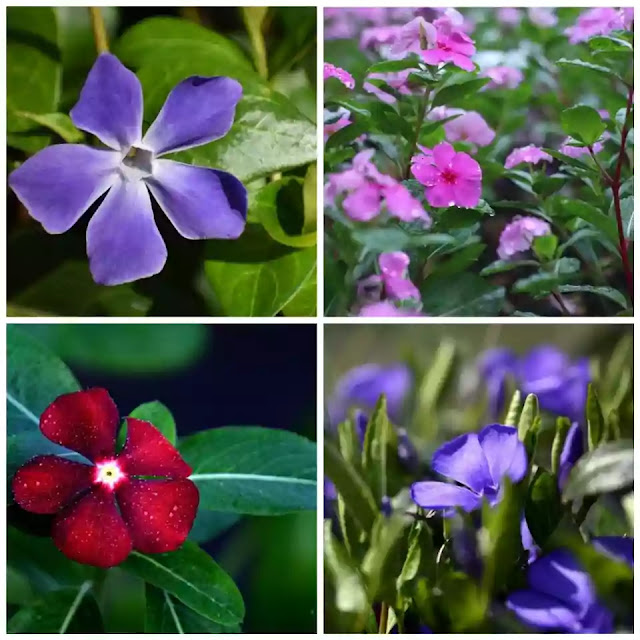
[4,4,635,635]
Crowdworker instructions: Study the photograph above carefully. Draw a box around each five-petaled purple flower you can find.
[411,424,527,513]
[506,549,615,632]
[9,53,248,286]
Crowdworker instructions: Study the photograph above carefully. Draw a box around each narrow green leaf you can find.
[504,390,522,427]
[362,395,391,501]
[366,57,421,74]
[525,470,563,547]
[396,521,433,597]
[432,77,490,107]
[181,426,316,515]
[563,440,633,501]
[551,417,572,474]
[556,285,628,309]
[121,543,244,627]
[586,384,605,449]
[12,111,83,142]
[480,259,539,276]
[241,7,269,79]
[557,57,618,80]
[533,234,558,262]
[517,394,539,442]
[302,163,317,233]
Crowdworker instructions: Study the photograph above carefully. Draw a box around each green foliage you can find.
[560,105,606,145]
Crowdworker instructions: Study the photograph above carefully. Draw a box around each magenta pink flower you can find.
[382,184,430,223]
[433,8,471,35]
[391,16,437,57]
[435,109,495,149]
[528,8,557,27]
[358,301,422,317]
[565,8,626,44]
[497,8,521,26]
[324,62,355,89]
[378,251,420,301]
[482,66,524,90]
[498,216,552,260]
[622,8,634,29]
[364,70,413,105]
[505,145,552,170]
[324,113,352,142]
[412,142,482,208]
[422,30,476,72]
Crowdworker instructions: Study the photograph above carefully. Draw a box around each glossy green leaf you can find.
[351,228,455,252]
[366,57,421,74]
[432,77,490,107]
[7,7,61,153]
[121,542,244,627]
[504,390,522,427]
[204,225,316,317]
[181,426,316,514]
[421,273,505,316]
[302,162,318,232]
[129,401,177,445]
[556,285,628,309]
[8,582,102,633]
[563,440,633,501]
[560,105,606,145]
[533,234,558,262]
[525,470,563,547]
[7,327,82,481]
[362,395,391,502]
[254,177,317,248]
[557,57,619,80]
[145,584,240,633]
[480,259,539,276]
[242,7,269,79]
[11,111,83,142]
[188,510,241,544]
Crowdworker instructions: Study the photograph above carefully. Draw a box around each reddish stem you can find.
[610,86,634,304]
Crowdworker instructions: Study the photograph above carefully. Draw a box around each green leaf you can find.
[551,417,572,475]
[480,259,539,276]
[586,384,605,449]
[556,285,628,309]
[7,7,61,153]
[241,7,269,79]
[189,510,241,544]
[8,582,102,633]
[121,542,244,627]
[432,77,490,107]
[518,394,539,442]
[563,440,633,501]
[525,470,563,547]
[421,273,505,316]
[619,196,634,240]
[533,234,558,262]
[504,390,522,427]
[325,120,367,149]
[7,327,81,481]
[553,198,619,246]
[362,395,392,502]
[204,225,316,317]
[560,105,606,145]
[181,426,316,515]
[396,521,433,597]
[366,57,421,75]
[129,401,177,445]
[430,243,485,277]
[351,227,455,252]
[254,177,317,248]
[325,440,378,532]
[302,163,318,233]
[11,111,83,142]
[116,18,316,183]
[557,58,618,80]
[145,584,240,633]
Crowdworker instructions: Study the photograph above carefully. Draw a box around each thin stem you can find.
[404,90,430,179]
[587,145,612,184]
[379,602,389,634]
[575,496,597,527]
[551,291,571,316]
[610,86,634,304]
[89,7,109,53]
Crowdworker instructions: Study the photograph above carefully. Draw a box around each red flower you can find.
[12,388,199,568]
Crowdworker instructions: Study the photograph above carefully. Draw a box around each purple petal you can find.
[478,424,527,485]
[70,53,143,151]
[527,550,595,615]
[87,178,167,285]
[142,76,243,155]
[431,432,492,494]
[579,602,614,633]
[592,536,634,568]
[506,589,581,631]
[410,481,481,511]
[146,160,246,239]
[8,144,120,233]
[558,422,584,490]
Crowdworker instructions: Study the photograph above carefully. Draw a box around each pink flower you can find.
[412,142,482,208]
[382,184,430,223]
[528,8,557,27]
[364,70,413,105]
[504,145,552,169]
[440,109,495,148]
[391,16,437,57]
[343,183,382,221]
[433,8,469,35]
[560,133,609,158]
[622,8,634,29]
[360,25,404,50]
[498,216,552,260]
[565,8,626,44]
[422,30,476,72]
[482,66,524,90]
[324,112,352,142]
[379,251,410,278]
[496,8,521,26]
[324,62,355,89]
[358,301,422,317]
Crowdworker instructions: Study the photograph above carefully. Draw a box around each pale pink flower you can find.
[381,184,430,223]
[498,216,552,260]
[358,301,422,317]
[385,276,421,300]
[504,145,552,169]
[560,133,609,158]
[622,8,634,29]
[497,8,521,26]
[364,70,413,105]
[412,142,482,208]
[360,25,404,50]
[324,114,352,142]
[433,8,468,34]
[442,110,495,148]
[391,16,437,57]
[343,183,382,221]
[323,62,355,89]
[422,30,476,72]
[565,8,626,44]
[481,66,524,89]
[528,8,557,27]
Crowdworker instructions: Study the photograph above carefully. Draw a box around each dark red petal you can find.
[117,478,199,553]
[118,418,192,478]
[12,455,93,514]
[40,388,119,462]
[52,487,132,568]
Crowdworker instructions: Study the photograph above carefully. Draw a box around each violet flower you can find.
[411,424,527,513]
[481,66,524,90]
[593,536,634,568]
[506,550,614,632]
[558,421,584,489]
[497,216,551,260]
[478,348,519,419]
[9,53,247,286]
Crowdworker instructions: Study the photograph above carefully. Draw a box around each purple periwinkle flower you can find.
[478,348,519,419]
[506,550,614,632]
[592,536,634,568]
[9,53,247,286]
[558,422,584,489]
[411,424,527,513]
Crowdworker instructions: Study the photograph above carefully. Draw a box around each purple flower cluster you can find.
[9,53,247,286]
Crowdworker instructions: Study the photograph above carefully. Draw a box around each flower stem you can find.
[610,86,634,304]
[404,90,430,179]
[551,291,571,316]
[89,7,109,54]
[379,602,389,634]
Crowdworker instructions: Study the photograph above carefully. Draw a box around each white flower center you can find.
[94,459,126,489]
[120,146,155,182]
